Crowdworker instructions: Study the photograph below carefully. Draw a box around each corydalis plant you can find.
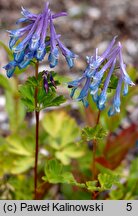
[3,2,77,200]
[4,2,77,78]
[68,36,135,116]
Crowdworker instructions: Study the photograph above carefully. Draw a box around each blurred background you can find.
[0,0,138,200]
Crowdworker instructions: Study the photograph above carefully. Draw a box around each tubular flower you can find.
[68,36,135,116]
[4,2,77,78]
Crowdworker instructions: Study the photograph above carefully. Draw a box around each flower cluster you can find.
[68,36,135,116]
[4,2,76,78]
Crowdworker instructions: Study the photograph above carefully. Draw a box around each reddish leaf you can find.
[96,124,138,169]
[96,156,112,169]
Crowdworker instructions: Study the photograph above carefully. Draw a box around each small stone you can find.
[87,7,101,20]
[0,112,7,122]
[125,39,138,56]
[39,148,49,156]
[98,41,109,54]
[68,5,84,17]
[0,122,9,131]
[0,96,6,107]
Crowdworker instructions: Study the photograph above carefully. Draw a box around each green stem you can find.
[34,61,39,200]
[96,110,101,125]
[92,140,97,181]
[92,110,101,199]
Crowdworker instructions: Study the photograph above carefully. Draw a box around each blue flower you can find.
[108,77,123,116]
[97,59,116,110]
[118,42,135,86]
[68,37,135,116]
[48,15,59,68]
[77,78,91,102]
[3,61,17,78]
[14,50,25,63]
[57,39,77,68]
[68,76,85,97]
[4,2,76,77]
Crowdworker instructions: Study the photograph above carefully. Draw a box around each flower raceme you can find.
[4,2,77,78]
[68,37,135,116]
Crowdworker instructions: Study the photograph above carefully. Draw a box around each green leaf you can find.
[19,73,65,112]
[82,125,107,141]
[98,173,120,190]
[19,83,35,111]
[48,95,65,106]
[86,181,101,192]
[109,188,124,200]
[11,157,34,174]
[19,84,34,102]
[88,164,121,192]
[5,91,26,131]
[41,111,82,165]
[9,175,33,199]
[6,135,34,157]
[42,111,80,142]
[43,159,85,187]
[0,134,35,175]
[55,143,85,165]
[86,173,120,192]
[127,158,138,188]
[26,76,38,87]
[0,137,14,175]
[123,157,138,199]
[42,94,65,109]
[20,98,35,112]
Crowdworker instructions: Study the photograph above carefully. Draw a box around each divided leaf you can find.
[98,173,120,190]
[19,84,35,112]
[19,73,65,112]
[43,159,85,188]
[86,181,100,192]
[41,111,83,165]
[82,125,107,142]
[0,134,35,175]
[86,172,120,192]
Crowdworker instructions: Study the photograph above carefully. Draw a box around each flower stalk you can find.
[34,61,39,200]
[92,110,101,200]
